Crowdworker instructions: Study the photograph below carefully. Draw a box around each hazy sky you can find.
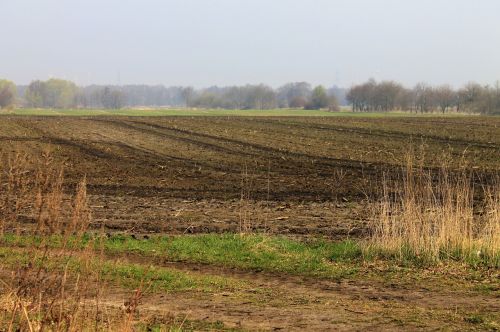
[2,0,500,87]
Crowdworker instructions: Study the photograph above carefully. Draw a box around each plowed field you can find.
[1,115,499,236]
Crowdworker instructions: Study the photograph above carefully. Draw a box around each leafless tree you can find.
[434,85,456,113]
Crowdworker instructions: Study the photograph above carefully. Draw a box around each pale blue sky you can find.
[2,0,500,87]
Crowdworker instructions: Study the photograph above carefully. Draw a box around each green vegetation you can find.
[1,234,361,279]
[102,233,500,269]
[0,79,17,109]
[0,246,244,293]
[307,85,338,110]
[3,232,498,277]
[106,234,362,277]
[24,79,78,109]
[102,260,240,292]
[135,319,241,332]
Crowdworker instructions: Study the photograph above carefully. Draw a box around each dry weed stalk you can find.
[0,150,154,331]
[481,183,500,259]
[0,152,31,235]
[239,164,251,234]
[34,151,65,235]
[0,150,107,331]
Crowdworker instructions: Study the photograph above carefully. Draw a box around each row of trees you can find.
[25,79,79,108]
[346,79,500,114]
[6,78,345,110]
[188,83,340,110]
[4,77,500,114]
[77,86,126,109]
[22,79,125,109]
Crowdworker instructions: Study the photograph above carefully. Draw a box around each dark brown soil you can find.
[1,115,499,236]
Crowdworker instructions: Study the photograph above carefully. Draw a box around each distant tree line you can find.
[189,83,340,110]
[347,79,500,114]
[3,77,499,114]
[20,79,126,109]
[24,79,79,109]
[7,78,345,111]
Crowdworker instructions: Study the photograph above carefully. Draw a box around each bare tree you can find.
[277,82,311,108]
[434,85,456,113]
[374,81,404,111]
[102,87,125,109]
[181,87,195,107]
[413,83,434,113]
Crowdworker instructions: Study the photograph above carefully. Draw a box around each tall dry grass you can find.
[369,148,500,266]
[0,152,31,236]
[0,150,98,331]
[239,164,252,234]
[0,150,145,331]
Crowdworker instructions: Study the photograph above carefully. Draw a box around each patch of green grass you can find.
[363,243,500,269]
[472,284,499,295]
[1,233,361,279]
[135,318,241,332]
[104,234,361,279]
[464,314,485,324]
[100,260,240,292]
[2,233,496,284]
[463,313,500,330]
[0,247,244,293]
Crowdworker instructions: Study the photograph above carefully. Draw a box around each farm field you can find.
[1,114,499,330]
[1,115,499,235]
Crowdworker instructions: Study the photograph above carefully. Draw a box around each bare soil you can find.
[1,115,498,236]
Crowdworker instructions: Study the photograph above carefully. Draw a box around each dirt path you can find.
[99,256,500,331]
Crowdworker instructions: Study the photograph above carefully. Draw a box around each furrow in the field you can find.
[251,117,500,150]
[86,118,257,174]
[104,118,260,159]
[123,118,391,173]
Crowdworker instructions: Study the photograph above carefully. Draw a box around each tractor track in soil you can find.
[1,115,499,237]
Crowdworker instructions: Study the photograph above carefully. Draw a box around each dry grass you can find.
[239,164,252,234]
[0,150,146,331]
[0,150,95,331]
[0,152,31,236]
[369,148,500,266]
